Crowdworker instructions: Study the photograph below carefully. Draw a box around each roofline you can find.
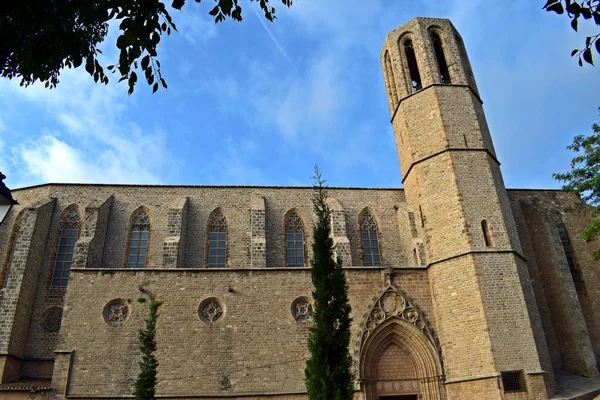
[11,182,565,193]
[11,182,404,192]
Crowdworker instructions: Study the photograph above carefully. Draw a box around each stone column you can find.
[72,195,113,269]
[163,197,188,268]
[0,198,55,382]
[250,195,266,268]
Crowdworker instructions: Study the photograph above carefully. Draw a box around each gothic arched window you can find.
[431,31,451,84]
[51,207,81,286]
[403,39,422,92]
[286,211,305,267]
[207,209,227,268]
[360,211,381,267]
[126,208,150,269]
[1,210,24,288]
[384,51,399,107]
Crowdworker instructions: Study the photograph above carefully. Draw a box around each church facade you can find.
[0,17,599,400]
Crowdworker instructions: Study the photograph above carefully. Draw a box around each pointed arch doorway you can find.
[356,284,444,400]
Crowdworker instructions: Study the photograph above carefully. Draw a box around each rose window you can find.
[43,308,63,332]
[291,297,313,321]
[199,298,225,324]
[103,299,130,325]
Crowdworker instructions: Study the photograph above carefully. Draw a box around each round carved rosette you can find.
[42,307,63,332]
[291,296,313,321]
[198,297,226,324]
[103,299,130,326]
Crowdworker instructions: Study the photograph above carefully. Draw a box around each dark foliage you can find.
[553,108,600,259]
[135,294,162,400]
[304,166,354,400]
[543,0,600,66]
[0,0,293,94]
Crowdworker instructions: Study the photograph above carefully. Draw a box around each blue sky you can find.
[1,0,599,190]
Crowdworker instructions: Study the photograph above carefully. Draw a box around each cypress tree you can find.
[305,167,354,400]
[134,294,162,400]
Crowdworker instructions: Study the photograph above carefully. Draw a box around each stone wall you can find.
[52,268,433,398]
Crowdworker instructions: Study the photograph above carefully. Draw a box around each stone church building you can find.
[0,17,599,400]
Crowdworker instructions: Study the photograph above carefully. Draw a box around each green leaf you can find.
[571,17,578,31]
[141,55,150,70]
[85,59,94,75]
[153,82,159,93]
[595,39,600,54]
[582,48,594,65]
[593,11,600,25]
[581,8,592,19]
[160,78,167,88]
[567,1,582,15]
[116,35,127,50]
[571,49,579,56]
[209,5,220,16]
[547,2,565,14]
[172,0,185,9]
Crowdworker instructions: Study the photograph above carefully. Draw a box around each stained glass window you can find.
[127,209,150,269]
[286,212,305,267]
[208,210,227,268]
[291,298,313,321]
[103,299,130,325]
[199,298,224,323]
[361,211,381,267]
[43,308,63,332]
[52,208,80,286]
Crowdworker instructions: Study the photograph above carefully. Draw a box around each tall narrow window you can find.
[361,211,381,266]
[1,210,24,288]
[403,39,422,92]
[52,208,81,286]
[127,209,150,269]
[482,220,494,247]
[286,211,305,267]
[431,32,451,84]
[555,218,583,288]
[384,51,399,106]
[208,210,227,268]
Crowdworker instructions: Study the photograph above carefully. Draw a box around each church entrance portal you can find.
[357,286,444,400]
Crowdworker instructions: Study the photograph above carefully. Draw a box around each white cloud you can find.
[0,60,177,187]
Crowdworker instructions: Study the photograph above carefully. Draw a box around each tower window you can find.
[431,32,451,84]
[208,209,227,268]
[403,39,422,92]
[360,211,381,266]
[286,211,305,267]
[482,220,494,247]
[52,207,81,286]
[127,209,150,269]
[383,51,399,107]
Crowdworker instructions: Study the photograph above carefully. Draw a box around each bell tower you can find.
[382,18,553,398]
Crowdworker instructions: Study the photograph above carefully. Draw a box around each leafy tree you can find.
[305,166,354,400]
[0,0,293,94]
[543,0,600,66]
[135,292,162,400]
[553,108,600,259]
